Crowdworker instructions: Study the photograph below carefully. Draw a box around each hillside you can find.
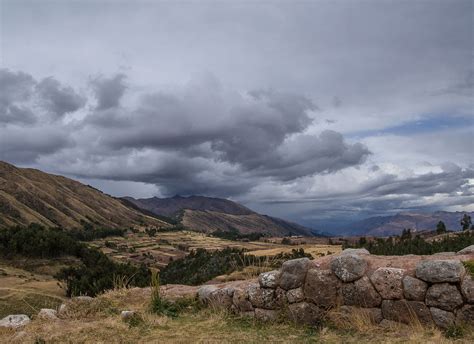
[0,161,169,230]
[345,211,474,237]
[125,195,315,237]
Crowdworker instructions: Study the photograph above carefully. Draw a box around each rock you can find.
[120,310,137,321]
[209,287,234,309]
[402,276,428,301]
[304,269,340,308]
[279,258,311,290]
[415,260,465,283]
[233,288,253,312]
[457,245,474,255]
[331,254,367,282]
[342,276,382,308]
[425,283,464,311]
[258,270,280,289]
[337,306,383,324]
[58,303,67,315]
[455,304,474,325]
[430,307,455,329]
[461,275,474,303]
[0,314,31,328]
[381,300,433,326]
[37,308,58,320]
[73,296,94,302]
[340,248,370,255]
[254,308,278,322]
[248,285,276,309]
[286,287,304,304]
[288,302,323,325]
[274,287,288,306]
[198,285,219,303]
[433,252,456,256]
[370,267,405,300]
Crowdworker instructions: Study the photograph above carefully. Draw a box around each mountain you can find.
[0,161,169,230]
[124,195,315,237]
[343,211,474,237]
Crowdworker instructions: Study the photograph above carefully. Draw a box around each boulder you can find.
[248,285,276,309]
[286,287,304,304]
[258,270,280,289]
[198,285,219,303]
[381,300,433,326]
[460,275,474,303]
[415,260,465,283]
[274,287,288,306]
[457,245,474,255]
[279,258,311,290]
[232,288,253,312]
[288,302,323,325]
[402,276,428,301]
[304,269,340,308]
[340,248,370,255]
[37,308,58,320]
[425,283,464,311]
[254,308,278,322]
[455,304,474,325]
[331,254,367,282]
[336,305,383,324]
[370,267,405,300]
[342,276,382,308]
[0,314,31,329]
[430,307,455,329]
[120,310,137,321]
[208,287,234,309]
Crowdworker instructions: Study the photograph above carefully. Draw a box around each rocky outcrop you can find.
[197,247,474,330]
[0,315,30,329]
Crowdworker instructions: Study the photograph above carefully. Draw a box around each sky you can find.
[0,0,473,229]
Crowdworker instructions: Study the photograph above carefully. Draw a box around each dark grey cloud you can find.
[36,77,86,118]
[91,74,127,110]
[0,69,36,124]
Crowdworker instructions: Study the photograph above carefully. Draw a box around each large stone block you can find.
[258,270,281,289]
[233,288,253,312]
[381,300,433,326]
[455,304,474,325]
[402,276,428,301]
[286,287,304,304]
[255,308,279,322]
[331,254,367,282]
[336,306,383,324]
[0,314,30,329]
[425,283,464,311]
[430,307,455,329]
[370,267,405,300]
[248,285,277,310]
[342,276,382,308]
[279,258,311,290]
[304,269,341,308]
[461,275,474,303]
[457,245,474,255]
[288,302,323,325]
[415,260,465,283]
[208,287,235,309]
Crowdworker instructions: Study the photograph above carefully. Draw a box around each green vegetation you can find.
[211,228,265,241]
[436,220,447,234]
[0,224,151,297]
[345,230,474,255]
[461,213,472,231]
[463,260,474,277]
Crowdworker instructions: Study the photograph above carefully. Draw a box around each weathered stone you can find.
[415,260,465,283]
[337,305,383,324]
[248,285,276,309]
[461,275,474,303]
[455,304,474,325]
[425,283,464,311]
[286,287,304,304]
[274,287,288,306]
[331,254,367,282]
[197,285,219,303]
[120,311,137,321]
[457,245,474,255]
[208,287,234,309]
[402,276,428,301]
[255,308,278,322]
[288,302,323,325]
[304,269,340,308]
[58,303,67,315]
[370,267,405,300]
[0,315,31,328]
[433,252,456,256]
[430,307,455,329]
[258,270,280,289]
[340,248,370,255]
[381,300,433,326]
[279,258,311,290]
[73,296,94,302]
[233,288,253,312]
[37,308,58,320]
[342,276,381,308]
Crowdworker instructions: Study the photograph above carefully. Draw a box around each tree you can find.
[436,221,447,235]
[401,228,412,240]
[461,214,472,231]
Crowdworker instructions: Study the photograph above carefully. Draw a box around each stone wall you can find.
[198,246,474,329]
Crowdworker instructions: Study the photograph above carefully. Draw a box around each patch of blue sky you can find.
[348,115,474,139]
